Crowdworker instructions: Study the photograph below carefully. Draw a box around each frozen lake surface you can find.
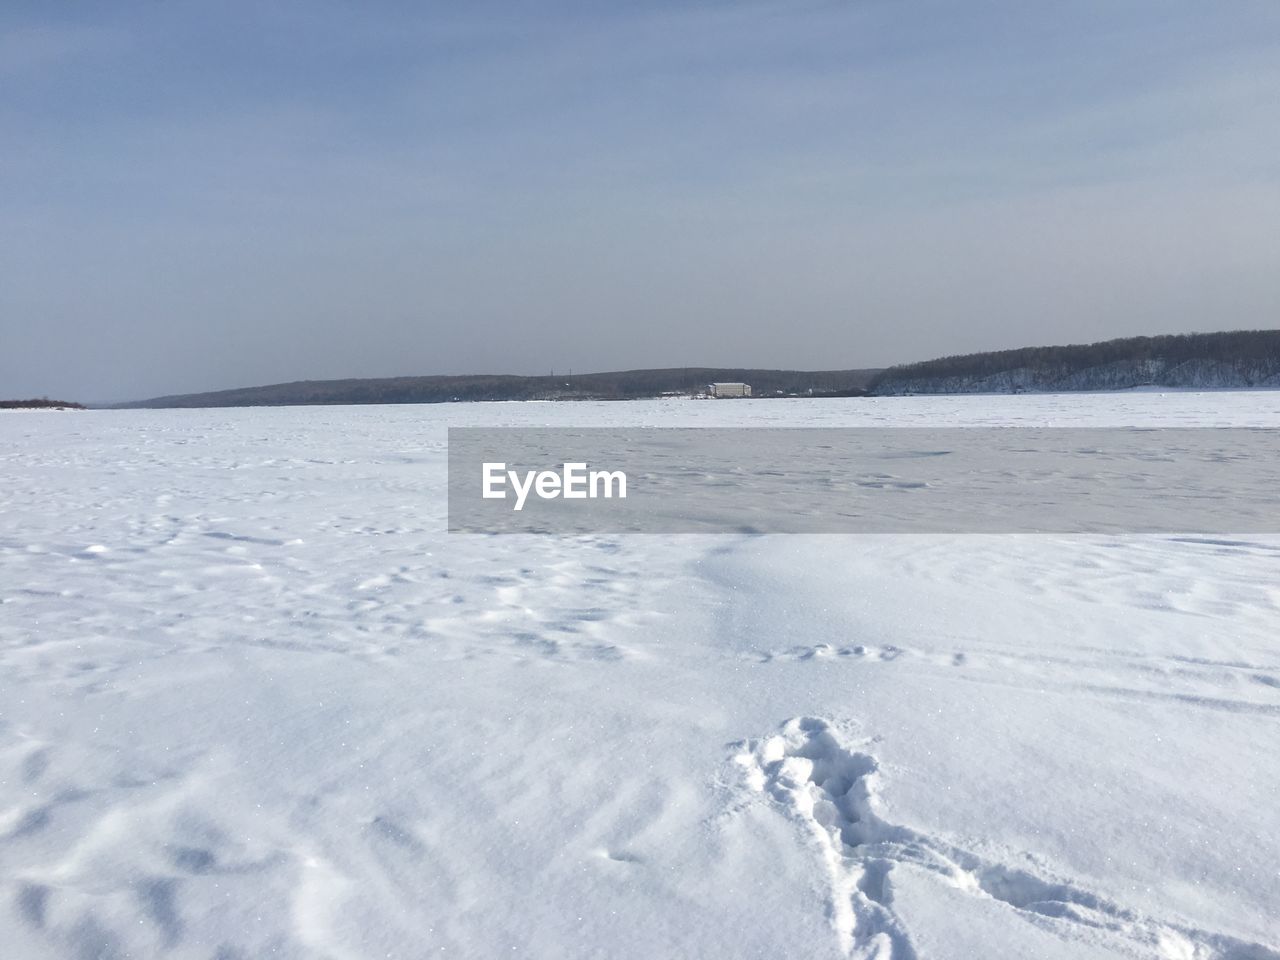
[3,394,1279,959]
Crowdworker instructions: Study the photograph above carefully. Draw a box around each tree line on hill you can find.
[0,398,85,409]
[113,368,881,408]
[869,330,1280,394]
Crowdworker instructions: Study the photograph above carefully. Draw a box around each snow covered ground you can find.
[2,393,1278,960]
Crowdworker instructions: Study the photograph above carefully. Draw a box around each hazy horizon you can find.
[3,1,1278,403]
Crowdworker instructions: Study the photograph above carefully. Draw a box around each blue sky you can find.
[2,1,1278,401]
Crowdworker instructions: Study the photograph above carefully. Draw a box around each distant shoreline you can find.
[0,399,85,410]
[108,368,881,410]
[90,382,1280,412]
[24,328,1280,411]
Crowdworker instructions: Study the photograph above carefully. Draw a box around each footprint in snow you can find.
[732,717,1280,960]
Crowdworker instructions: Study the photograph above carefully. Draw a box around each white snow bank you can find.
[1,393,1278,959]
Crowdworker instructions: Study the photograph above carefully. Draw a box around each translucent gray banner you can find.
[447,427,1280,534]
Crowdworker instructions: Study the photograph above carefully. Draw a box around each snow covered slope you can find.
[2,394,1278,959]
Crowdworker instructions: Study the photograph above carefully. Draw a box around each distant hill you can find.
[1,398,84,409]
[114,368,882,409]
[104,330,1280,408]
[870,330,1280,395]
